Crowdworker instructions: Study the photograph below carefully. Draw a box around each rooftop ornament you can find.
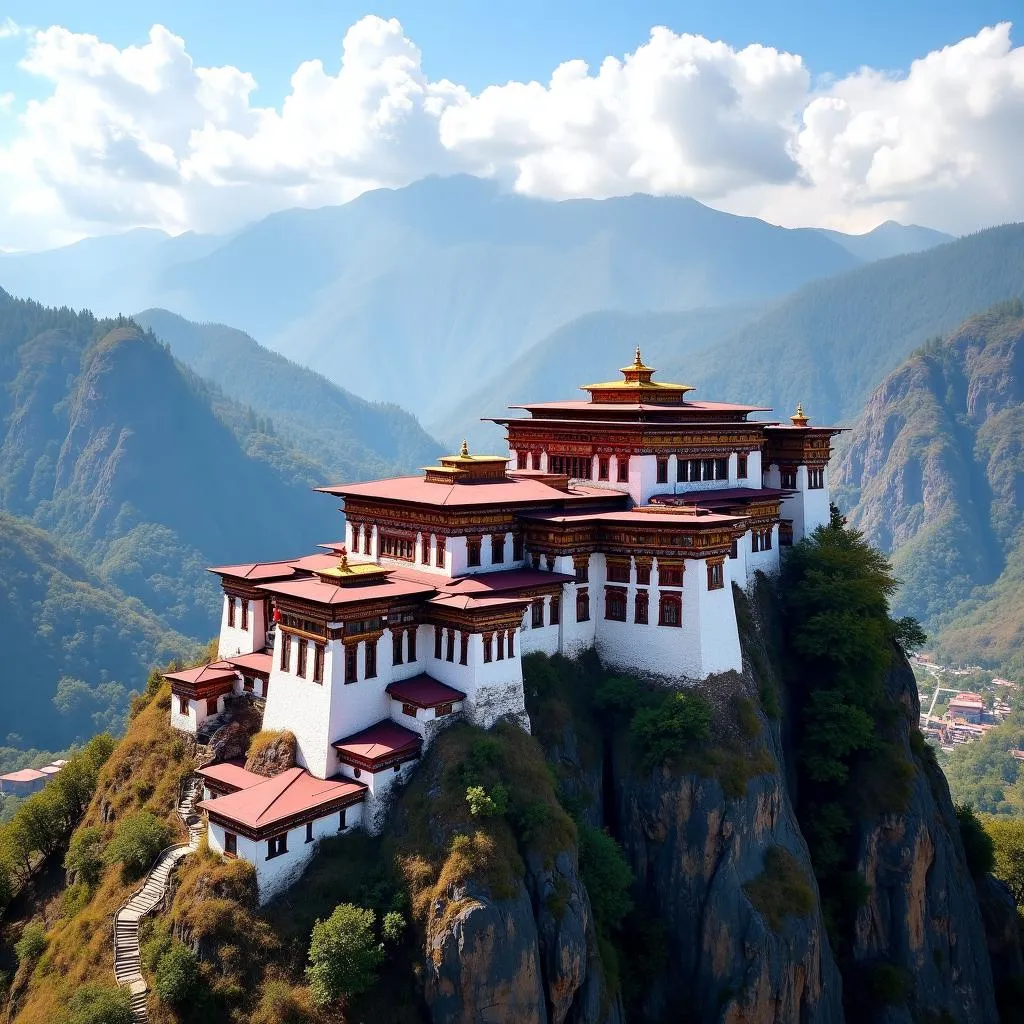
[790,404,810,427]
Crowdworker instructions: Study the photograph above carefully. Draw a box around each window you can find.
[497,631,505,660]
[467,536,482,567]
[178,696,189,716]
[752,528,773,553]
[402,702,417,718]
[517,450,527,470]
[576,588,590,622]
[507,628,515,656]
[363,527,371,555]
[296,638,307,678]
[689,458,702,481]
[513,534,525,561]
[550,595,560,625]
[730,539,739,560]
[574,557,589,583]
[380,533,415,561]
[702,458,715,481]
[345,644,358,684]
[407,628,417,662]
[532,553,541,569]
[808,466,825,489]
[243,676,254,692]
[491,534,505,564]
[605,588,627,621]
[677,458,688,482]
[421,535,430,564]
[434,626,443,660]
[636,563,651,586]
[460,632,469,665]
[659,594,682,627]
[365,639,377,679]
[531,451,541,470]
[617,457,629,482]
[737,454,748,479]
[352,524,362,552]
[436,702,453,717]
[305,821,314,844]
[483,634,493,663]
[532,601,544,628]
[656,457,668,484]
[435,537,446,568]
[607,560,630,583]
[224,832,237,857]
[240,599,248,631]
[339,808,347,829]
[280,633,291,672]
[714,457,727,480]
[598,457,609,481]
[227,596,235,627]
[545,555,555,572]
[445,629,454,663]
[267,834,287,859]
[393,631,403,666]
[635,590,649,624]
[206,697,219,716]
[549,455,593,479]
[707,561,725,590]
[659,564,683,587]
[781,468,797,489]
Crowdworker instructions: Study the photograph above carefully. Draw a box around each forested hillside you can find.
[833,300,1024,673]
[0,511,192,748]
[133,308,441,480]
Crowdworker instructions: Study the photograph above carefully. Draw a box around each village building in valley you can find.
[167,353,842,901]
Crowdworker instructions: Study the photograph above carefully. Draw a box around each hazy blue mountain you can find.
[0,292,339,638]
[434,301,767,449]
[0,175,876,421]
[674,223,1024,427]
[817,221,953,261]
[133,308,442,481]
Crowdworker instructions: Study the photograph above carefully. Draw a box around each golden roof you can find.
[582,347,695,401]
[790,404,810,427]
[315,557,390,586]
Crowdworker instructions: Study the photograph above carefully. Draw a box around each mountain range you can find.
[0,175,951,426]
[834,300,1024,673]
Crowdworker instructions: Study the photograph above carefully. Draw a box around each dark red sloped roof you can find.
[333,720,422,771]
[386,674,466,709]
[225,651,274,677]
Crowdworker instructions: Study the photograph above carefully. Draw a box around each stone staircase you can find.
[113,776,203,1022]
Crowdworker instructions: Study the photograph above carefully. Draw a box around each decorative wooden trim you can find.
[205,789,366,843]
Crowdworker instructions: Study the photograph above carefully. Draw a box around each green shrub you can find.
[65,824,105,885]
[154,941,200,1005]
[981,815,1024,905]
[864,962,912,1007]
[631,691,712,769]
[743,847,815,931]
[578,824,633,930]
[141,926,174,973]
[104,811,170,875]
[14,921,46,965]
[306,903,384,1006]
[381,910,405,944]
[735,696,762,740]
[955,804,995,876]
[65,984,134,1024]
[759,679,781,719]
[60,881,92,919]
[594,676,646,720]
[465,784,508,818]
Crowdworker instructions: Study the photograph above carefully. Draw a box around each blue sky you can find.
[0,3,1022,248]
[1,0,1015,103]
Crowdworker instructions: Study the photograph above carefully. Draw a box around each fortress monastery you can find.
[168,353,841,901]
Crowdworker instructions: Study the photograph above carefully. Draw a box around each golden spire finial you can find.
[790,403,809,427]
[634,346,643,367]
[460,439,470,457]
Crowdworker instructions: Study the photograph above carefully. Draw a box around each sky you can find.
[0,2,1022,249]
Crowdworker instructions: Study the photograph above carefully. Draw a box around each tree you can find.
[0,852,12,911]
[104,811,170,875]
[578,824,634,930]
[154,941,200,1005]
[14,921,46,965]
[381,911,405,945]
[65,984,134,1024]
[306,904,384,1006]
[65,825,105,886]
[955,804,995,877]
[982,815,1024,905]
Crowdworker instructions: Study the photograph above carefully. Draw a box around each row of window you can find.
[279,634,326,683]
[222,808,352,862]
[367,529,531,568]
[226,597,249,631]
[604,588,683,626]
[527,596,560,628]
[780,466,825,489]
[750,528,774,553]
[482,630,516,663]
[517,452,751,484]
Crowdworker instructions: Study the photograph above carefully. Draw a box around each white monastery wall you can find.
[335,760,416,834]
[800,465,831,537]
[747,525,781,580]
[217,596,266,659]
[171,699,199,734]
[697,563,743,676]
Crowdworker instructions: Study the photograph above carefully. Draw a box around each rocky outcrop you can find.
[423,849,621,1024]
[244,729,296,776]
[846,656,1001,1023]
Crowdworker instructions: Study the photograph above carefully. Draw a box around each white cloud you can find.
[0,16,1022,248]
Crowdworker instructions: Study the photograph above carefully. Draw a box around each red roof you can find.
[428,593,529,612]
[650,487,790,506]
[198,767,365,832]
[198,760,268,793]
[386,674,467,708]
[333,720,422,769]
[207,559,305,582]
[950,693,985,706]
[287,553,344,571]
[164,662,238,686]
[389,566,573,594]
[226,651,274,676]
[317,475,614,509]
[1,768,46,783]
[519,507,743,527]
[506,400,772,414]
[257,576,435,608]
